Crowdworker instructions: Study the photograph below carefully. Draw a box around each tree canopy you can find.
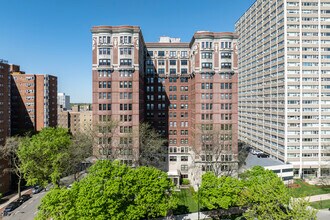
[200,166,316,220]
[17,127,72,187]
[36,160,177,220]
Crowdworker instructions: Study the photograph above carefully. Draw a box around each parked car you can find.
[2,201,20,216]
[32,185,44,194]
[17,194,31,205]
[251,149,263,155]
[257,153,270,158]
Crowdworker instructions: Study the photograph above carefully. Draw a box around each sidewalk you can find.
[307,193,330,203]
[0,188,32,213]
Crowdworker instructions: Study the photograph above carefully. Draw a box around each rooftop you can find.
[242,153,287,170]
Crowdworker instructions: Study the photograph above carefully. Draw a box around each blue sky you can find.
[0,0,255,103]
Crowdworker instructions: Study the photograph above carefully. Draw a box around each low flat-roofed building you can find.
[241,153,294,184]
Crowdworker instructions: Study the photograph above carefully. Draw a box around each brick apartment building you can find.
[0,59,11,194]
[92,26,238,185]
[11,65,57,135]
[58,105,93,135]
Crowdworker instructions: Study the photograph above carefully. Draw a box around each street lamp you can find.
[197,183,200,220]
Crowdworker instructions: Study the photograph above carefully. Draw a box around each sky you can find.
[0,0,255,103]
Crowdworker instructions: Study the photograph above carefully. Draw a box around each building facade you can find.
[0,59,11,194]
[236,0,330,178]
[11,66,57,135]
[92,26,238,185]
[58,106,93,134]
[57,92,71,110]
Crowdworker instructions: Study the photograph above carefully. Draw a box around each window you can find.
[181,60,188,65]
[181,51,188,57]
[158,51,165,56]
[221,103,232,110]
[169,86,177,91]
[170,60,176,65]
[221,63,231,69]
[98,81,111,88]
[169,77,177,83]
[119,71,133,77]
[120,104,132,110]
[120,115,132,122]
[120,59,132,66]
[98,70,112,77]
[120,92,132,99]
[158,68,165,74]
[181,165,188,171]
[170,68,176,74]
[158,60,165,65]
[99,36,111,44]
[120,126,132,133]
[180,86,188,91]
[201,42,212,49]
[221,52,231,58]
[202,62,212,69]
[99,104,111,111]
[119,48,132,55]
[202,52,212,59]
[99,92,111,99]
[169,156,177,161]
[119,81,132,88]
[181,156,188,161]
[99,48,111,55]
[221,41,231,49]
[201,83,213,89]
[120,36,132,44]
[220,83,232,89]
[99,59,111,66]
[180,77,188,83]
[181,68,188,74]
[170,51,177,57]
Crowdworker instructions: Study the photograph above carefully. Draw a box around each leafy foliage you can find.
[36,160,177,220]
[240,166,292,219]
[199,172,243,210]
[17,127,72,187]
[200,166,317,220]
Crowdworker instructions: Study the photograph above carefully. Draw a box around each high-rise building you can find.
[236,0,330,178]
[0,59,11,194]
[92,26,238,185]
[11,65,57,135]
[57,92,71,110]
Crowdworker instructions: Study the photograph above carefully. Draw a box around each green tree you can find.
[36,160,177,220]
[17,127,71,187]
[200,172,243,210]
[240,166,316,220]
[0,137,24,197]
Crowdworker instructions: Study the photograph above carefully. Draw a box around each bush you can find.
[182,178,190,185]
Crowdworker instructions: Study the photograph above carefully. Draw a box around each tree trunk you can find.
[18,177,21,198]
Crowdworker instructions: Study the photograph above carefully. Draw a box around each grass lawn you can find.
[310,199,330,209]
[174,188,198,214]
[290,180,330,198]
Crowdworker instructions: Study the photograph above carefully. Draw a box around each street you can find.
[3,191,46,220]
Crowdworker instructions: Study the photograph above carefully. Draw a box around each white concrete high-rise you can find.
[236,0,330,178]
[57,92,71,110]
